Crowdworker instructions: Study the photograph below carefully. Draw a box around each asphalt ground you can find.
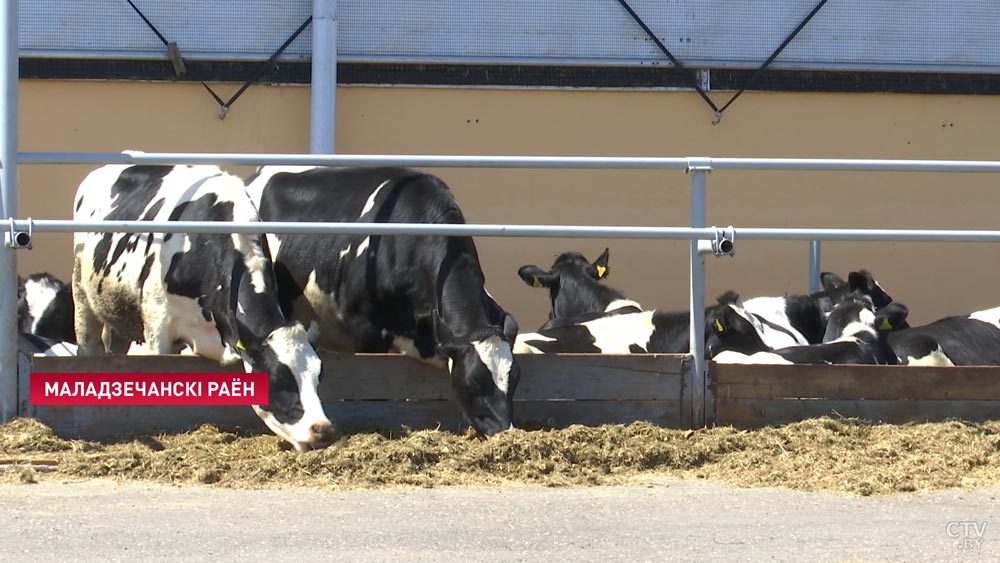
[1,477,998,562]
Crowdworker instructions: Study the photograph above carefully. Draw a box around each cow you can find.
[18,333,78,357]
[713,297,910,365]
[518,247,899,350]
[886,305,1000,366]
[741,270,900,348]
[72,163,333,451]
[18,273,75,342]
[517,248,642,330]
[513,291,771,358]
[244,166,520,436]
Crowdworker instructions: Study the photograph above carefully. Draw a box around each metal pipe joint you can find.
[5,216,30,249]
[697,225,735,257]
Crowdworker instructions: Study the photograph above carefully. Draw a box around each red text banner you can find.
[30,373,269,406]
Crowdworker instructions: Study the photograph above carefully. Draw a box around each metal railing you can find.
[6,151,1000,427]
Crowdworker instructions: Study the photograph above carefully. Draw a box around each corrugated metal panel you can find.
[20,0,314,60]
[18,0,1000,72]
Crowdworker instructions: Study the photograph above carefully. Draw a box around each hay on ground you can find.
[2,416,999,495]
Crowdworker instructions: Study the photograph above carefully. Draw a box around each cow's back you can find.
[73,164,263,350]
[248,166,463,224]
[246,166,477,351]
[889,314,1000,365]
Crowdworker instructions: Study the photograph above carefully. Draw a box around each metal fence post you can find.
[808,240,822,293]
[309,0,337,154]
[687,158,711,428]
[0,0,18,422]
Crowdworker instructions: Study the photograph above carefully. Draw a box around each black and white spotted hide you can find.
[741,269,902,349]
[887,305,1000,366]
[18,333,78,357]
[72,163,333,451]
[714,297,909,365]
[518,248,642,330]
[18,273,75,342]
[245,166,521,436]
[514,292,769,358]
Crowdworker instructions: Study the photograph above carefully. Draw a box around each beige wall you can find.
[16,80,1000,330]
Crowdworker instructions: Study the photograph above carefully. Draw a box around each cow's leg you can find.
[72,260,106,356]
[101,326,132,355]
[140,294,176,355]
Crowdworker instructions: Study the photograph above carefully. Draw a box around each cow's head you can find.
[519,248,634,320]
[238,322,334,451]
[822,293,878,343]
[435,312,521,436]
[846,270,897,311]
[822,293,911,347]
[17,272,75,342]
[705,292,769,358]
[815,270,899,320]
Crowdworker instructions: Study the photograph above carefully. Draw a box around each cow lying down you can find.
[517,248,901,351]
[886,305,1000,366]
[517,248,642,330]
[514,291,771,358]
[73,163,333,451]
[712,297,910,365]
[18,333,78,357]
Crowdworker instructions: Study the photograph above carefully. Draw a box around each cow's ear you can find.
[711,304,753,336]
[501,312,519,343]
[518,265,557,289]
[820,272,845,291]
[432,309,462,355]
[593,247,610,279]
[234,324,264,361]
[848,270,877,293]
[710,310,733,335]
[875,302,910,332]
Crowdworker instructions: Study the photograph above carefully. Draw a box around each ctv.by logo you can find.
[947,521,987,549]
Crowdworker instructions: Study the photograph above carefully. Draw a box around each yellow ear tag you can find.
[878,317,892,331]
[236,339,246,351]
[714,318,725,333]
[532,277,544,288]
[595,265,607,278]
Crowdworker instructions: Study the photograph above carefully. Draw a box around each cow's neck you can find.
[556,281,627,318]
[438,258,497,337]
[229,258,285,343]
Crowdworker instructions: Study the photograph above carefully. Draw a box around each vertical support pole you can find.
[808,240,822,293]
[687,158,711,428]
[0,0,18,422]
[309,0,337,154]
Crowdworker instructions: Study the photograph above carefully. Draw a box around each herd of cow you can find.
[13,160,1000,451]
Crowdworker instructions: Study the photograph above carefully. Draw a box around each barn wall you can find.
[16,79,1000,331]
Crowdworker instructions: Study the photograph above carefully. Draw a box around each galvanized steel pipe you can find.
[0,0,17,422]
[309,0,337,154]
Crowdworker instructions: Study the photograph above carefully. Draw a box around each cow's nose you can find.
[309,421,336,448]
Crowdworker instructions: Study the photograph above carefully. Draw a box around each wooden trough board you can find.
[711,362,1000,427]
[18,353,692,440]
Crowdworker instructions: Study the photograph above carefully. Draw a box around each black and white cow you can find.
[18,332,78,357]
[244,166,520,436]
[73,163,333,451]
[518,248,642,330]
[18,273,75,342]
[886,306,1000,366]
[514,291,770,358]
[742,270,900,348]
[713,297,910,365]
[518,249,899,351]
